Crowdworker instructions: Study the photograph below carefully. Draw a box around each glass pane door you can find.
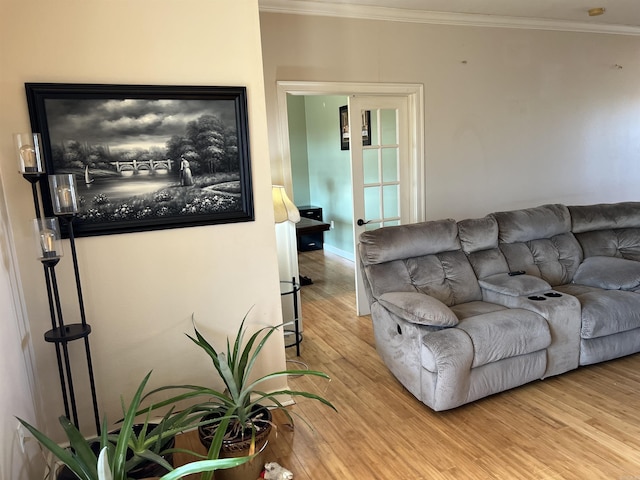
[362,107,401,230]
[349,95,410,315]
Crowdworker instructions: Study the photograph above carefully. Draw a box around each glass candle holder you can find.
[49,174,79,215]
[14,133,44,174]
[34,217,63,260]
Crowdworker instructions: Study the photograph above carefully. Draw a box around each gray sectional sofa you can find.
[358,202,640,411]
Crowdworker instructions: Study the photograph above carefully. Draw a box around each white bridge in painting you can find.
[110,159,173,174]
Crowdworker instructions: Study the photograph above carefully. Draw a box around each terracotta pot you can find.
[198,406,272,480]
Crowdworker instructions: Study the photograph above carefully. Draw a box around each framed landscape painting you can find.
[339,104,371,151]
[25,83,254,237]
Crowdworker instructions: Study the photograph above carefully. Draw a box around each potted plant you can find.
[96,444,250,480]
[143,313,336,480]
[17,371,246,480]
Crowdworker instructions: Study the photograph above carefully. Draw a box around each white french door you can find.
[349,95,412,315]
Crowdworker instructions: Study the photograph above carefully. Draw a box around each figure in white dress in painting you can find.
[180,155,194,187]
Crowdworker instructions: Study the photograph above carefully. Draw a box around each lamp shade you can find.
[15,133,44,174]
[272,185,300,223]
[34,217,63,260]
[49,174,79,214]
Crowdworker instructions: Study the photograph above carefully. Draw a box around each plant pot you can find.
[128,440,174,480]
[55,424,175,480]
[124,424,176,479]
[198,406,272,480]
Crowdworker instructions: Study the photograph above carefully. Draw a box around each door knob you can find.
[357,219,371,226]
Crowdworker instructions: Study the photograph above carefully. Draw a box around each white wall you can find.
[0,171,40,480]
[261,13,640,221]
[0,0,287,467]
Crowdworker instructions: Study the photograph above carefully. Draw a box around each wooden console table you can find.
[296,217,330,238]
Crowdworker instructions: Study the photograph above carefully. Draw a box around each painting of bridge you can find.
[110,159,173,174]
[26,83,254,237]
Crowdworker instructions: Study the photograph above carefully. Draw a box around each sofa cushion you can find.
[494,204,571,244]
[479,273,551,296]
[578,290,640,339]
[579,327,640,366]
[573,256,640,290]
[569,203,640,261]
[361,248,483,306]
[499,235,583,287]
[450,301,507,320]
[359,219,459,266]
[493,204,583,286]
[364,259,417,299]
[457,309,551,368]
[458,217,499,253]
[378,292,459,327]
[569,202,640,233]
[458,216,510,279]
[573,228,640,261]
[554,283,602,297]
[466,248,510,280]
[406,250,482,306]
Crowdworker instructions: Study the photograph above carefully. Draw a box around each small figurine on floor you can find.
[260,462,293,480]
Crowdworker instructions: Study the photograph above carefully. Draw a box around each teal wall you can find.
[286,94,310,206]
[287,95,401,259]
[287,95,354,259]
[305,95,353,258]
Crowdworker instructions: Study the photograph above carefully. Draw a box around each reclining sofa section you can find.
[358,202,640,411]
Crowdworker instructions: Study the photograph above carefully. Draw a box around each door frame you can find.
[275,81,425,315]
[275,81,425,224]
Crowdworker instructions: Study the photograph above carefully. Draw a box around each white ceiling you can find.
[259,0,640,35]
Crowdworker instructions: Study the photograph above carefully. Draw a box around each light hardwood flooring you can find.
[176,249,640,479]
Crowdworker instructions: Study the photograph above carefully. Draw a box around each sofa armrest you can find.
[479,273,551,296]
[573,256,640,290]
[421,328,473,410]
[378,292,459,327]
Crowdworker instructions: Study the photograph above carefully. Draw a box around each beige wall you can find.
[0,0,286,472]
[261,13,640,220]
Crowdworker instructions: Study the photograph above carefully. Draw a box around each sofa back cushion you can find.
[569,202,640,261]
[458,216,510,279]
[405,250,482,306]
[360,219,460,265]
[493,204,583,286]
[359,219,482,306]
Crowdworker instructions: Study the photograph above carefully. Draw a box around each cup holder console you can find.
[528,292,563,301]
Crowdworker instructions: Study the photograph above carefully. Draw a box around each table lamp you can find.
[272,185,300,223]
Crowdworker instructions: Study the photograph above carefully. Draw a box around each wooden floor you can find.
[177,249,640,479]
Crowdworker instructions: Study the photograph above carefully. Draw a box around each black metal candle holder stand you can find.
[23,173,74,423]
[23,172,100,434]
[23,174,41,214]
[58,214,100,434]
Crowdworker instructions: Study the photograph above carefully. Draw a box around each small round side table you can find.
[280,277,302,356]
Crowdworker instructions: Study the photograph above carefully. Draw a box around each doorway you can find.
[275,81,425,315]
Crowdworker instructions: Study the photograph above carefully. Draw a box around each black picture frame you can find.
[25,83,254,237]
[339,105,371,151]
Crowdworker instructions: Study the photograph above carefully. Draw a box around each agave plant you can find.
[96,442,249,480]
[17,371,246,480]
[143,313,336,479]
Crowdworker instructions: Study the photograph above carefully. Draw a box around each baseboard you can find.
[323,244,354,262]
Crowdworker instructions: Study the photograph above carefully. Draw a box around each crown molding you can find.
[259,0,640,36]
